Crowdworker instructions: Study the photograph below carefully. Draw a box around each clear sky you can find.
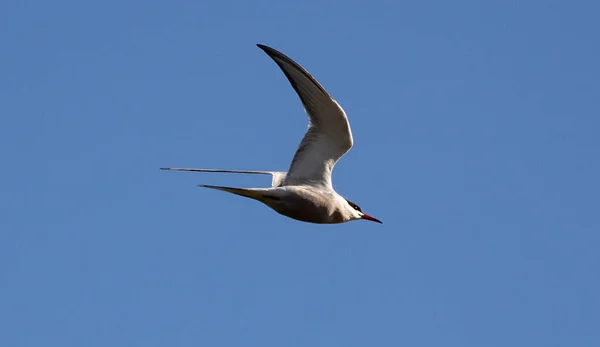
[1,0,599,346]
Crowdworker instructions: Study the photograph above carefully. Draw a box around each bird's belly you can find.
[268,198,344,224]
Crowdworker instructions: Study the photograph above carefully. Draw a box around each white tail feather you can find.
[160,168,287,187]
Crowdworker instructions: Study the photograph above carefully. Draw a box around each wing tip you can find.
[256,43,277,57]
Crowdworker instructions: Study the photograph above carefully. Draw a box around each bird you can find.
[161,44,382,225]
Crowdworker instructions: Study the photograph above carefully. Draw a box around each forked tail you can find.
[160,168,287,187]
[199,184,278,202]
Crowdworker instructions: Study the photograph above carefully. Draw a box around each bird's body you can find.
[199,184,353,224]
[161,44,382,225]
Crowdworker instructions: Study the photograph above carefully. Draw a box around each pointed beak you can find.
[361,213,383,224]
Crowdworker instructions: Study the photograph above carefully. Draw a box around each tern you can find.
[161,44,382,224]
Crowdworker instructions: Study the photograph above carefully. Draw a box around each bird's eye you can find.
[346,199,362,212]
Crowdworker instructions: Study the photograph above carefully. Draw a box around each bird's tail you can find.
[199,185,283,204]
[198,184,266,201]
[160,168,287,187]
[160,168,274,175]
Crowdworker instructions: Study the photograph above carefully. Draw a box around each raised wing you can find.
[160,168,287,187]
[257,44,353,188]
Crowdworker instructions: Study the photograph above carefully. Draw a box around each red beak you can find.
[361,213,383,224]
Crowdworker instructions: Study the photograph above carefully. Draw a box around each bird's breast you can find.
[265,186,345,224]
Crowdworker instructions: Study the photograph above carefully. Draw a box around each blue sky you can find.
[1,0,599,346]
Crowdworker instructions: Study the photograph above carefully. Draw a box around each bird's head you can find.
[344,199,382,224]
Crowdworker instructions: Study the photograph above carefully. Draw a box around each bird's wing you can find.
[160,168,287,187]
[257,44,353,188]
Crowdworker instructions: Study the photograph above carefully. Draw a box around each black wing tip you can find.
[256,43,270,51]
[256,43,294,62]
[255,43,329,98]
[256,43,281,57]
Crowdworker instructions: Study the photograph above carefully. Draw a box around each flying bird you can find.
[161,44,382,224]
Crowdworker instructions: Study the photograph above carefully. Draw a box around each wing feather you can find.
[257,44,353,188]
